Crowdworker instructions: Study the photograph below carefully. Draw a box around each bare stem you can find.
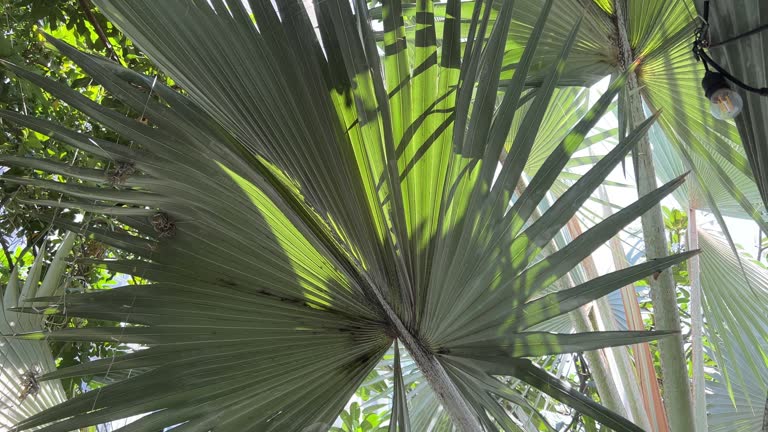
[77,0,121,64]
[355,271,482,431]
[613,1,696,430]
[0,234,14,272]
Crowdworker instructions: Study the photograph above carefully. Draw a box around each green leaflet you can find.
[700,230,768,407]
[2,176,165,206]
[443,330,676,358]
[1,244,69,429]
[452,250,699,338]
[389,341,411,432]
[445,356,646,432]
[0,155,156,187]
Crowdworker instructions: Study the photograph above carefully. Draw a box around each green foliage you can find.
[0,0,167,247]
[661,206,690,286]
[0,234,70,428]
[332,402,386,432]
[662,207,687,248]
[0,1,166,401]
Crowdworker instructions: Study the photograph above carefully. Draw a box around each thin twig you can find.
[0,235,14,273]
[77,0,122,64]
[15,230,44,266]
[563,353,592,431]
[0,195,16,271]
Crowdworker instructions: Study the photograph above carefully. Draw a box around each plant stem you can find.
[604,204,670,432]
[0,195,15,271]
[565,353,590,431]
[356,271,482,431]
[397,332,483,432]
[571,306,628,418]
[0,234,15,272]
[613,1,696,430]
[566,220,632,422]
[688,207,707,432]
[77,0,121,64]
[568,217,652,430]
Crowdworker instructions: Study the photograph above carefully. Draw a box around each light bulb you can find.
[709,87,743,120]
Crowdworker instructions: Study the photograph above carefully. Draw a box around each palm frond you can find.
[699,229,768,403]
[1,237,70,430]
[0,1,698,431]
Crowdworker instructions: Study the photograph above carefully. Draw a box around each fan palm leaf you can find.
[0,1,697,431]
[699,229,768,405]
[1,235,71,430]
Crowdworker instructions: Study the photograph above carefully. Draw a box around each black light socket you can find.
[702,71,731,99]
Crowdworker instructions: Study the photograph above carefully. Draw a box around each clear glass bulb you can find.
[709,88,743,120]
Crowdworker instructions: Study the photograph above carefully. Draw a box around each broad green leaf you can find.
[0,1,696,431]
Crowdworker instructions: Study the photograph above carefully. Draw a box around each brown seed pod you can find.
[106,161,136,185]
[150,212,176,239]
[18,368,41,402]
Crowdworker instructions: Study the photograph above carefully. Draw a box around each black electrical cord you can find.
[710,23,768,48]
[694,0,768,96]
[697,50,768,96]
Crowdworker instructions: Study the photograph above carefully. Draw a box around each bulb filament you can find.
[716,94,734,113]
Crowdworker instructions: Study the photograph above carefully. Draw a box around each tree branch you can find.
[564,353,591,431]
[77,0,122,64]
[614,0,695,429]
[0,235,15,273]
[0,194,16,271]
[14,230,43,269]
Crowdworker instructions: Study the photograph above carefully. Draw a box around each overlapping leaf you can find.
[1,236,70,430]
[699,229,768,407]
